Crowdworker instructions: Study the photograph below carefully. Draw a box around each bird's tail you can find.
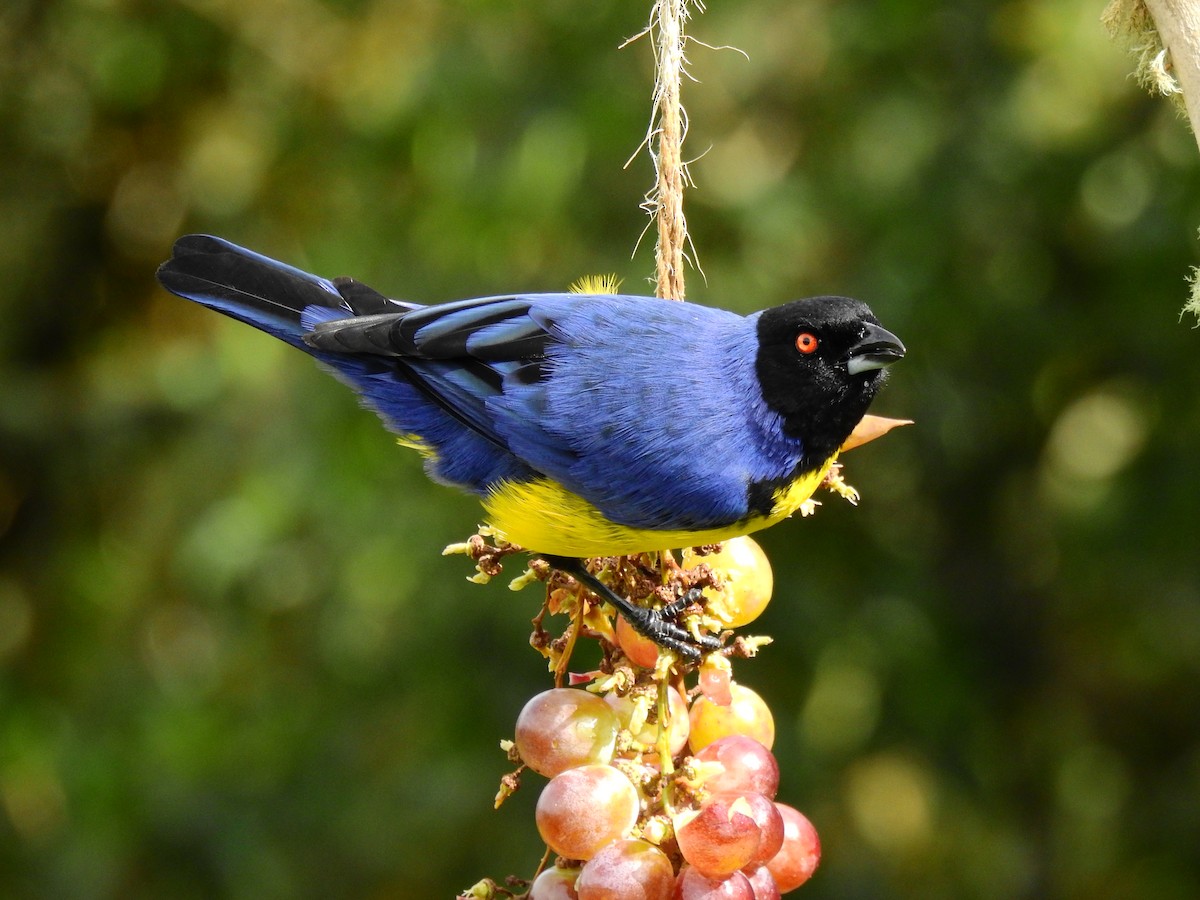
[156,234,411,349]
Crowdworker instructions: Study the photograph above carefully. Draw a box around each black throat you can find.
[753,308,887,471]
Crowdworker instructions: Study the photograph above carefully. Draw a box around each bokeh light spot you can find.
[1042,386,1151,484]
[845,754,936,854]
[800,657,881,756]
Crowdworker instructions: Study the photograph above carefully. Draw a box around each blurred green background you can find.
[2,0,1199,897]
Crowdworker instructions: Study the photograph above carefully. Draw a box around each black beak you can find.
[846,322,906,375]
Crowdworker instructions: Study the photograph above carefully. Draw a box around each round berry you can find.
[577,839,674,899]
[681,537,773,628]
[674,795,762,878]
[693,735,780,798]
[536,765,640,861]
[516,688,620,777]
[765,805,820,893]
[689,683,775,752]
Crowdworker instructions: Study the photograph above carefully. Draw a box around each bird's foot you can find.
[658,587,705,620]
[618,594,722,661]
[541,557,721,662]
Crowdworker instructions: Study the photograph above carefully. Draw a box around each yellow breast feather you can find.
[481,455,837,557]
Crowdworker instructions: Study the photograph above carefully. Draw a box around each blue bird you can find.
[157,235,904,657]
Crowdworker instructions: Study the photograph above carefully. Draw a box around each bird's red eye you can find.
[795,332,819,354]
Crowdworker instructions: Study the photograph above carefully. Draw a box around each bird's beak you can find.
[846,323,906,375]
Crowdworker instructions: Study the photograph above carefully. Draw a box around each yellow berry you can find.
[682,537,773,628]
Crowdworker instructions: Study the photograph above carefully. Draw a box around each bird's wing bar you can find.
[394,296,554,361]
[302,312,408,355]
[305,295,562,452]
[304,295,555,362]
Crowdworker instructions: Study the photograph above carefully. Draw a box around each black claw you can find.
[541,555,721,661]
[660,586,705,619]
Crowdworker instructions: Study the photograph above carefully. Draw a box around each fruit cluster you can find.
[452,432,906,898]
[481,536,821,899]
[521,692,820,899]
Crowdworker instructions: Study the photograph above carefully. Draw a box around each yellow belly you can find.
[480,456,837,557]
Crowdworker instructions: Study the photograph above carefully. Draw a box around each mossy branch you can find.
[1105,0,1200,320]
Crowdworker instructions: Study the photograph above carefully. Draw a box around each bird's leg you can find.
[541,556,720,662]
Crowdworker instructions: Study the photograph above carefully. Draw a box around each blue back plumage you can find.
[158,236,807,530]
[485,296,805,528]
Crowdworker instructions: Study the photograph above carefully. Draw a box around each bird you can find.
[157,234,905,658]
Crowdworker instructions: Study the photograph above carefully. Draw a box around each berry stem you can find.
[655,678,675,776]
[553,589,585,688]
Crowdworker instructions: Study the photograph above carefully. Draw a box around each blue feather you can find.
[488,297,805,529]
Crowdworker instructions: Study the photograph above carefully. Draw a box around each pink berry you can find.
[764,805,820,893]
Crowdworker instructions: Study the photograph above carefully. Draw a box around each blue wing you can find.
[305,294,567,462]
[307,292,807,530]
